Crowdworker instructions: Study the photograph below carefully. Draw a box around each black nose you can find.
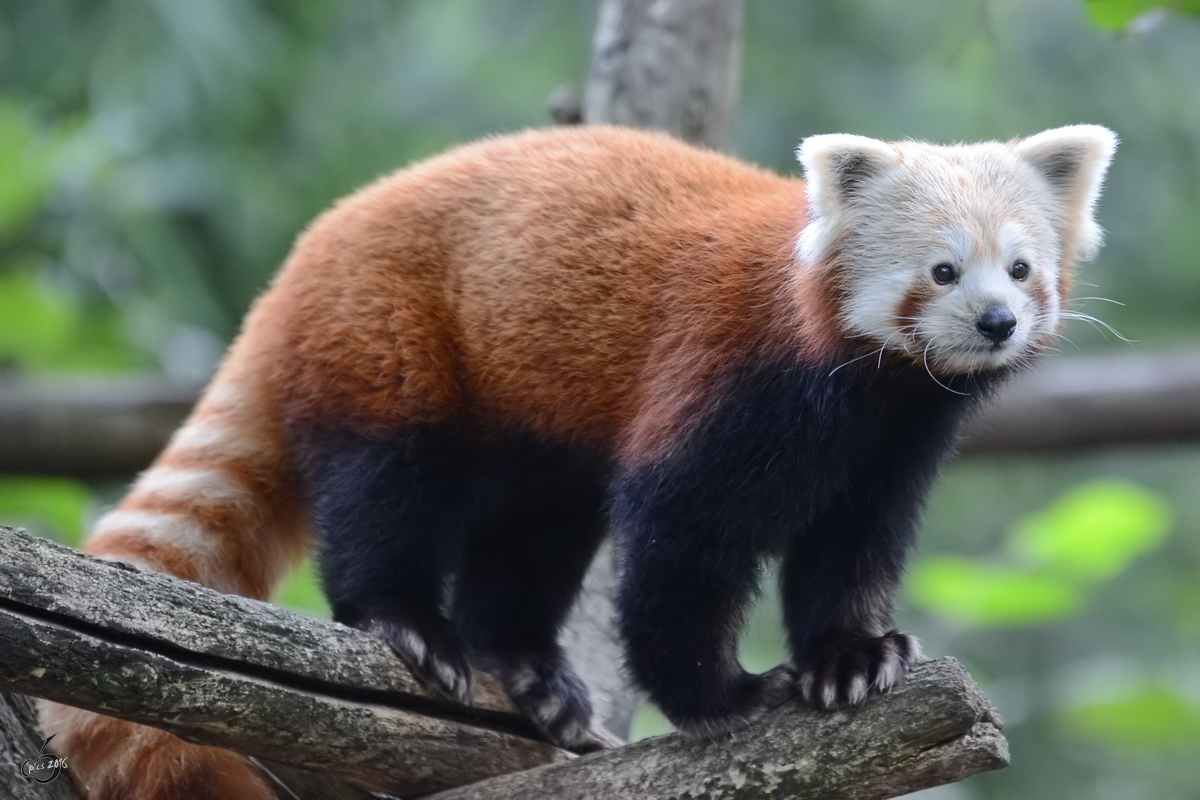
[976,306,1016,344]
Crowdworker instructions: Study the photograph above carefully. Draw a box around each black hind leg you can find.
[300,427,477,702]
[452,445,608,749]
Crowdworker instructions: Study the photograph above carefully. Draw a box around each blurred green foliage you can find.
[0,477,89,545]
[910,558,1085,627]
[1011,480,1171,581]
[1,2,1200,798]
[1085,0,1200,30]
[1064,683,1200,751]
[909,480,1171,627]
[273,556,331,620]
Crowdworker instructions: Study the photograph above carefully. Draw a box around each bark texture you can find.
[0,527,567,797]
[0,527,1007,799]
[427,658,1008,800]
[584,0,745,151]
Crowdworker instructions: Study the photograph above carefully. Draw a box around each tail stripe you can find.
[134,467,254,508]
[167,421,266,460]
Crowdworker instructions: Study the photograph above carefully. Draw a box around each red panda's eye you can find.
[931,263,956,285]
[1011,260,1030,281]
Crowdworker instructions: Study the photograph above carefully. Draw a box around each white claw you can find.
[846,673,869,705]
[797,671,815,702]
[819,677,838,709]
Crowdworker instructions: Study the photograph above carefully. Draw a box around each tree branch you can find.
[961,348,1200,454]
[0,526,567,797]
[426,658,1007,800]
[0,527,1006,799]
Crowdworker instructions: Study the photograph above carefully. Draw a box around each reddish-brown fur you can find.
[261,127,821,452]
[52,126,867,799]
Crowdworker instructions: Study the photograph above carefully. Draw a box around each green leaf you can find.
[0,478,91,545]
[1009,480,1171,582]
[273,556,331,619]
[1064,685,1200,750]
[1085,0,1200,30]
[907,557,1082,626]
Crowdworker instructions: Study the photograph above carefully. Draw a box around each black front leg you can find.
[782,486,925,710]
[613,465,795,737]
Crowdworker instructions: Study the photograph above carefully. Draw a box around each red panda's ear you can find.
[1012,125,1117,262]
[796,134,901,265]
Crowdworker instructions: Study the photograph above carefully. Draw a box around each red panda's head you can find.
[796,125,1116,375]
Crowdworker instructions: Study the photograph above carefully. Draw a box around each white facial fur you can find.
[796,126,1116,374]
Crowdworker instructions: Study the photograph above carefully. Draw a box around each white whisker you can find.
[1060,311,1134,344]
[1052,332,1085,356]
[829,347,886,377]
[923,343,970,396]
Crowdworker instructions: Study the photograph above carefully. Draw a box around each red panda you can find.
[43,124,1115,798]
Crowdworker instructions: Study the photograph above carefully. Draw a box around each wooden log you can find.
[427,658,1008,800]
[0,527,568,797]
[962,348,1200,454]
[0,527,1007,799]
[0,377,199,479]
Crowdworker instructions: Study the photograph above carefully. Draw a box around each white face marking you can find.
[832,152,1062,374]
[797,127,1115,376]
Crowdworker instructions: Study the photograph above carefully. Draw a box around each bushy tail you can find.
[86,347,307,599]
[43,343,308,800]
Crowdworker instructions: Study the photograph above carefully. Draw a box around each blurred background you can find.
[1,1,1199,797]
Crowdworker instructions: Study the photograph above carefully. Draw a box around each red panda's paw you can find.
[672,665,798,739]
[39,703,275,800]
[367,614,474,703]
[491,655,595,751]
[796,630,923,710]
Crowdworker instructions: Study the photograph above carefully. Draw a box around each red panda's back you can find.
[257,126,805,447]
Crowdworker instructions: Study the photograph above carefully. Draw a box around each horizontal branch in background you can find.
[0,376,201,478]
[0,526,1007,800]
[1,349,1198,479]
[960,348,1200,454]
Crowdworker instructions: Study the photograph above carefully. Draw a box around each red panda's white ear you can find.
[1012,125,1117,262]
[796,134,902,265]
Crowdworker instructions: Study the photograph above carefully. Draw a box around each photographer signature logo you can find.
[21,733,68,784]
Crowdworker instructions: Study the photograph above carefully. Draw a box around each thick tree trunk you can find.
[584,0,745,151]
[564,0,752,743]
